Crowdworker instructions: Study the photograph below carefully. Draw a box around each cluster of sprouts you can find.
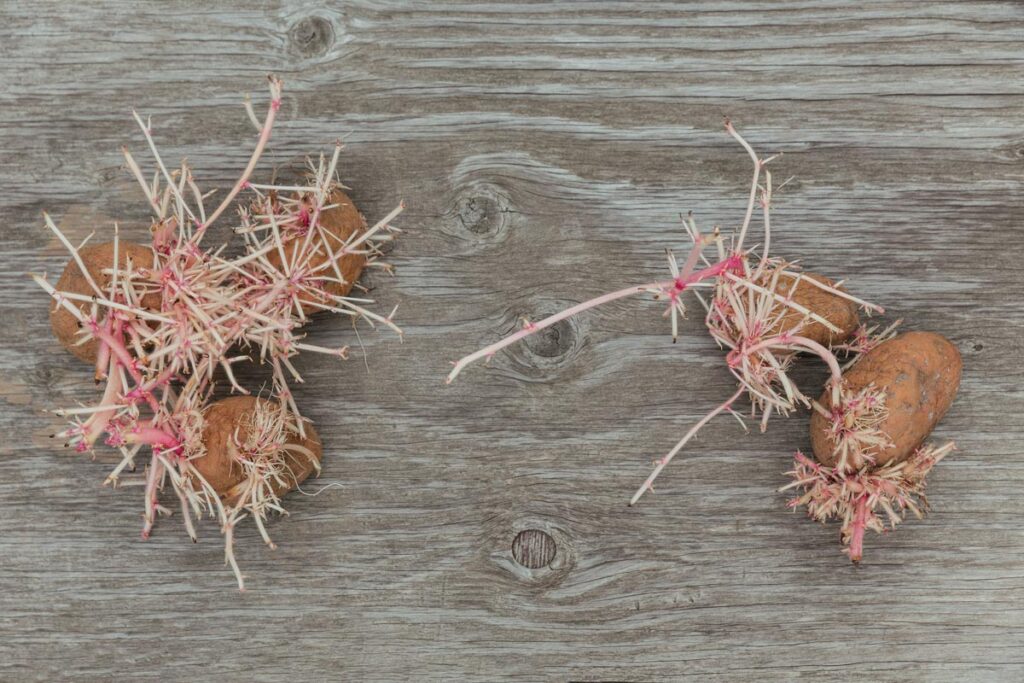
[447,121,883,502]
[815,383,893,472]
[447,121,952,559]
[36,76,403,588]
[781,442,954,562]
[216,400,321,581]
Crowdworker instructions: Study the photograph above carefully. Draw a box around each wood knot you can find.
[288,16,334,58]
[503,302,585,381]
[95,165,123,187]
[511,529,557,569]
[487,517,575,582]
[31,364,57,390]
[456,193,504,236]
[522,320,573,359]
[442,180,515,247]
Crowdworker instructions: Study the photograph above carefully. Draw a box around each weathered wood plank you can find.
[0,1,1022,681]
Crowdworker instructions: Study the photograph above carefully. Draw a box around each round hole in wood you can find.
[511,529,557,569]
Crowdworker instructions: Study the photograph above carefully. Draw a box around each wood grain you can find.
[1,1,1022,681]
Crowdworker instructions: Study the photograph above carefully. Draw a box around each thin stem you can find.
[754,170,772,279]
[127,425,181,451]
[203,76,282,232]
[742,334,843,386]
[723,272,841,334]
[94,315,114,382]
[725,120,761,252]
[33,281,174,324]
[131,111,199,226]
[339,202,405,254]
[447,255,741,383]
[224,520,246,591]
[630,386,745,506]
[141,455,164,539]
[43,214,104,298]
[776,271,885,314]
[178,491,198,542]
[741,333,844,407]
[122,147,160,215]
[89,324,140,381]
[847,495,869,563]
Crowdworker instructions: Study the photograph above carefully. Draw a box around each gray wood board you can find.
[0,1,1022,681]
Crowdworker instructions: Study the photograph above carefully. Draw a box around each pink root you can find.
[141,455,164,539]
[846,495,869,563]
[202,76,282,231]
[128,425,181,452]
[630,386,745,506]
[783,442,953,562]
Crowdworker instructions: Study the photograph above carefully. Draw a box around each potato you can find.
[266,188,367,313]
[49,241,160,362]
[810,331,961,467]
[770,272,859,346]
[192,396,322,504]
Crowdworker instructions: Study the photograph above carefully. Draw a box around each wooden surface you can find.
[1,1,1022,681]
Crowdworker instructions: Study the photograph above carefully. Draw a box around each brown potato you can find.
[49,241,160,363]
[770,272,859,346]
[265,188,367,313]
[192,396,322,504]
[811,331,961,467]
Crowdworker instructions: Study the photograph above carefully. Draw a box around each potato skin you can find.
[49,241,160,363]
[266,189,367,314]
[771,272,860,346]
[811,331,962,467]
[193,396,322,503]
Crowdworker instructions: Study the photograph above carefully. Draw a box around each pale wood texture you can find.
[1,2,1022,681]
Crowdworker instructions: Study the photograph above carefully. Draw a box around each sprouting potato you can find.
[810,331,962,468]
[50,241,159,362]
